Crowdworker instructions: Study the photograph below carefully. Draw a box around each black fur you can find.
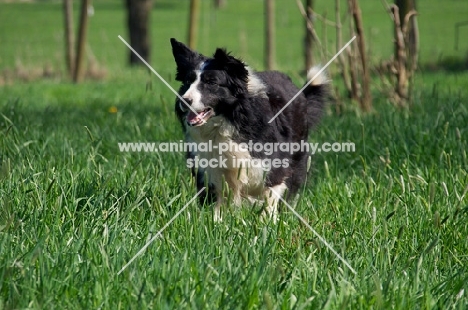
[170,38,327,209]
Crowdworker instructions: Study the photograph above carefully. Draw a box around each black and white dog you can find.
[170,38,328,221]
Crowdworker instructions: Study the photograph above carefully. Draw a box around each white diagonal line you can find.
[118,35,200,117]
[270,188,357,275]
[117,187,205,275]
[268,36,356,123]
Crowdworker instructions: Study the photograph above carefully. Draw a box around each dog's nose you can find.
[178,97,191,112]
[182,97,192,105]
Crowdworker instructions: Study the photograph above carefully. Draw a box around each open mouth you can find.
[186,107,214,127]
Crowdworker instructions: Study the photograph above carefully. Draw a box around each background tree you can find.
[125,0,152,66]
[63,0,74,78]
[304,0,314,70]
[73,0,92,82]
[349,0,372,111]
[188,0,200,49]
[265,0,275,70]
[388,3,417,106]
[213,0,226,9]
[395,0,418,70]
[335,0,352,99]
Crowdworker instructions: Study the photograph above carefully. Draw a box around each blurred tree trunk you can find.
[349,0,372,111]
[126,0,152,66]
[392,5,408,104]
[304,0,314,69]
[265,0,275,70]
[346,0,359,102]
[214,0,226,9]
[63,0,74,77]
[188,0,200,49]
[73,0,92,83]
[395,0,418,70]
[335,0,352,97]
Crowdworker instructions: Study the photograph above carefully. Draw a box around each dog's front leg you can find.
[263,183,288,223]
[213,193,223,222]
[213,184,241,222]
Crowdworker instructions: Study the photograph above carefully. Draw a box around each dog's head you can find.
[170,38,250,127]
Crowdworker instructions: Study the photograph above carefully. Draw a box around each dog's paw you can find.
[213,209,223,222]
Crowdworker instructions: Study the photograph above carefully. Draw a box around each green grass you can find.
[1,74,468,309]
[1,0,468,309]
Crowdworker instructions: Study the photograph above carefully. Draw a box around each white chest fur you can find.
[186,117,265,204]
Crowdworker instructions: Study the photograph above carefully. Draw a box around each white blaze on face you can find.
[182,62,207,111]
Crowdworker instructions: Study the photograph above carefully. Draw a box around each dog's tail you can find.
[303,66,329,129]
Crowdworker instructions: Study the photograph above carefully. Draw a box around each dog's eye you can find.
[202,76,217,85]
[201,72,218,85]
[205,79,217,85]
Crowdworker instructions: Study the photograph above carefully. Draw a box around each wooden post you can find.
[63,0,74,78]
[395,0,418,71]
[349,0,372,111]
[188,0,200,49]
[347,0,359,101]
[126,0,152,66]
[392,6,408,104]
[73,0,91,83]
[304,0,314,70]
[265,0,275,70]
[335,0,351,97]
[214,0,226,9]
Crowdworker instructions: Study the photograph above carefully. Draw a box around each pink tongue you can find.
[187,111,200,124]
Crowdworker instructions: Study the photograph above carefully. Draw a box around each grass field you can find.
[1,0,468,309]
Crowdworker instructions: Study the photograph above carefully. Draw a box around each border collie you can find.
[170,38,328,221]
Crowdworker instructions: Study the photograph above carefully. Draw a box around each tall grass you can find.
[1,76,467,308]
[1,0,468,308]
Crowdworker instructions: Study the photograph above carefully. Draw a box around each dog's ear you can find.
[213,48,249,96]
[170,38,200,81]
[213,48,248,81]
